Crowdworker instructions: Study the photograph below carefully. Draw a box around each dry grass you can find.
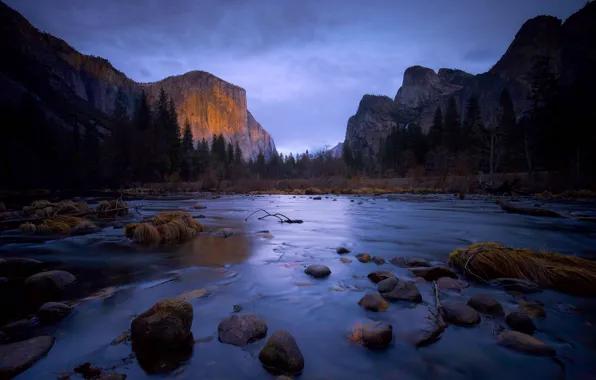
[96,199,128,217]
[19,214,89,235]
[126,211,203,245]
[449,242,596,296]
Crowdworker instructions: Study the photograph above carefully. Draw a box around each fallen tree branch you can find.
[245,209,303,224]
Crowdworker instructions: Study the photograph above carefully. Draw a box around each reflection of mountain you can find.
[0,1,276,160]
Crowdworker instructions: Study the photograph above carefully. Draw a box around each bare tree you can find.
[479,114,506,176]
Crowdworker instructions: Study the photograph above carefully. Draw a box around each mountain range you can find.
[342,2,596,159]
[0,1,276,161]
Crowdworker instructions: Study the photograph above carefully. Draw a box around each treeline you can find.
[342,55,596,185]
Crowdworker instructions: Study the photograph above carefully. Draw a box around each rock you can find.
[367,270,396,284]
[358,321,393,348]
[304,264,331,278]
[413,316,447,348]
[506,312,536,334]
[259,330,304,375]
[358,293,389,311]
[218,314,268,347]
[441,302,481,326]
[196,214,206,219]
[378,277,422,303]
[71,221,102,235]
[339,257,352,264]
[96,374,127,380]
[437,277,468,292]
[491,278,541,293]
[74,362,102,379]
[498,331,555,356]
[518,300,546,318]
[24,270,76,304]
[0,336,55,378]
[37,302,73,323]
[216,228,235,238]
[131,298,193,349]
[409,266,457,281]
[405,258,431,267]
[467,294,504,316]
[355,253,371,263]
[372,256,386,265]
[312,196,322,200]
[193,203,207,209]
[233,305,243,313]
[0,258,44,279]
[1,317,40,341]
[112,222,125,229]
[389,256,406,267]
[111,332,131,345]
[276,376,293,380]
[336,247,350,254]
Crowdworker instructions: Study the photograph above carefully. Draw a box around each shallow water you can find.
[2,194,596,379]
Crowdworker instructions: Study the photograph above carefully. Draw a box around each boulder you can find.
[358,321,393,348]
[304,264,331,278]
[0,336,55,378]
[367,270,396,284]
[518,300,546,318]
[24,270,76,304]
[389,256,406,267]
[441,302,481,326]
[409,266,457,281]
[218,314,268,347]
[378,277,422,303]
[96,375,127,380]
[259,330,304,375]
[0,258,44,279]
[498,331,555,356]
[131,298,193,349]
[491,278,541,294]
[506,312,536,334]
[358,293,389,312]
[355,253,371,263]
[467,294,504,316]
[37,302,73,323]
[1,317,40,341]
[336,247,350,254]
[193,204,207,209]
[437,277,468,292]
[339,257,352,264]
[405,258,431,267]
[372,256,386,265]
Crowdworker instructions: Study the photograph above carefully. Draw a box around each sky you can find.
[6,0,586,155]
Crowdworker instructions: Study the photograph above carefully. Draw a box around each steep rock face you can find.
[329,142,343,158]
[0,1,275,160]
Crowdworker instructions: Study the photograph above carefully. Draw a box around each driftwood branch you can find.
[245,209,303,224]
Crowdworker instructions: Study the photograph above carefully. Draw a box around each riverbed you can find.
[1,194,596,379]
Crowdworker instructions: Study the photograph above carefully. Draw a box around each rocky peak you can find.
[437,68,474,86]
[394,66,468,109]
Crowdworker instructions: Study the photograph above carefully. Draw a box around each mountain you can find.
[328,142,344,158]
[0,1,275,161]
[344,3,595,158]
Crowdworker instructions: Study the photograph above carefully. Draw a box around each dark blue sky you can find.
[6,0,586,154]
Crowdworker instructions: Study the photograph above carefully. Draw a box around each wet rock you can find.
[491,278,541,294]
[355,253,371,263]
[506,312,536,334]
[72,222,102,235]
[0,258,44,279]
[96,374,127,380]
[37,302,73,323]
[372,256,386,265]
[304,264,331,278]
[389,256,406,267]
[259,330,304,375]
[518,300,546,318]
[312,196,322,200]
[378,277,422,303]
[498,331,555,356]
[233,304,243,313]
[358,293,389,311]
[441,302,481,326]
[405,258,431,267]
[74,362,102,379]
[112,222,125,229]
[409,266,457,281]
[24,270,76,304]
[367,270,396,284]
[437,277,468,292]
[359,321,393,348]
[131,298,193,349]
[0,336,55,378]
[339,257,352,264]
[413,316,447,348]
[336,247,350,254]
[196,214,206,219]
[218,314,268,347]
[193,203,207,209]
[111,332,131,345]
[1,317,40,342]
[216,228,235,238]
[467,294,504,316]
[135,334,194,374]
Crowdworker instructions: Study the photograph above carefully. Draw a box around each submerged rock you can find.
[372,256,386,265]
[356,321,393,348]
[312,196,322,200]
[518,300,546,318]
[259,330,304,375]
[389,256,406,267]
[437,277,468,292]
[358,293,389,311]
[467,294,504,316]
[218,314,268,347]
[0,336,55,378]
[405,258,431,267]
[340,257,352,264]
[336,247,350,254]
[24,270,76,304]
[304,264,331,278]
[378,277,422,303]
[491,278,542,294]
[37,302,73,323]
[409,266,457,281]
[506,312,536,334]
[131,298,193,349]
[441,302,481,326]
[367,270,396,284]
[497,331,555,356]
[355,253,372,263]
[71,221,102,235]
[0,258,44,279]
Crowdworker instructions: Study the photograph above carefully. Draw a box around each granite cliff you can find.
[0,1,275,161]
[344,3,595,158]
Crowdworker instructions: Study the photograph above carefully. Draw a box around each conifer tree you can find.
[443,97,461,151]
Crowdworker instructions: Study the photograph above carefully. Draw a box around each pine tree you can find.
[180,119,194,180]
[443,97,461,151]
[234,142,243,165]
[167,97,181,175]
[132,90,153,182]
[428,106,443,149]
[83,126,101,188]
[462,95,483,153]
